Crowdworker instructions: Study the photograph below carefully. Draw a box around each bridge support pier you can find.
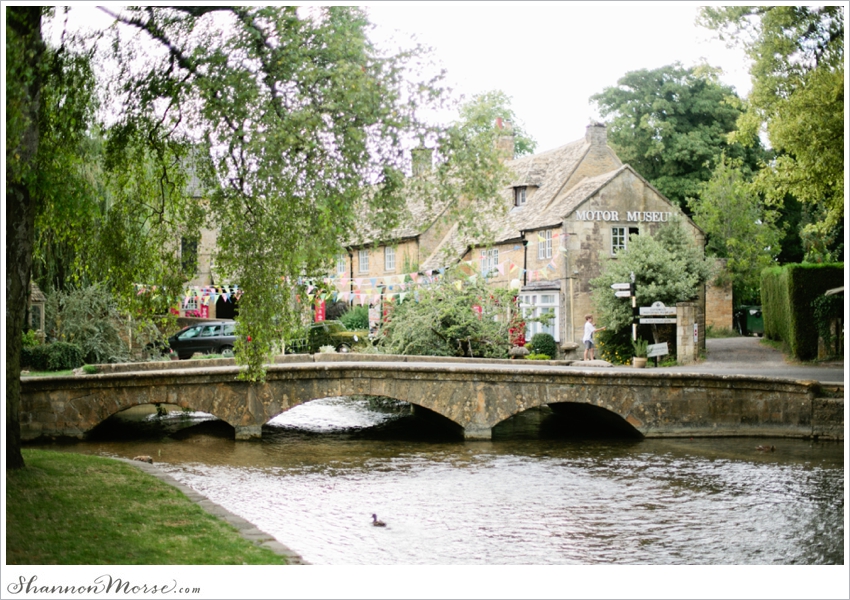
[463,425,493,440]
[235,425,263,440]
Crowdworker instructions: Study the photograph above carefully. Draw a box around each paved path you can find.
[645,336,844,385]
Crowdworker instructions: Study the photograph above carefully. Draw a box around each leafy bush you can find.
[22,330,40,348]
[45,284,129,364]
[632,337,648,358]
[46,342,84,370]
[21,345,50,370]
[82,364,100,374]
[339,305,370,330]
[596,328,632,365]
[526,353,551,360]
[21,342,83,371]
[528,333,557,359]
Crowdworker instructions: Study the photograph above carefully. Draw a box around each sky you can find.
[365,1,754,152]
[46,2,754,155]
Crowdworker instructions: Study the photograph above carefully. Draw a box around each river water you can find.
[31,397,844,566]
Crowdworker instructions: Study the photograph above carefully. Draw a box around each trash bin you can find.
[735,305,763,337]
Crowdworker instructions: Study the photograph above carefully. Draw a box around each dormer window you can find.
[514,186,527,207]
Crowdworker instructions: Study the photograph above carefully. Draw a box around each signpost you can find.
[614,290,631,298]
[610,283,631,290]
[639,302,675,324]
[646,342,668,358]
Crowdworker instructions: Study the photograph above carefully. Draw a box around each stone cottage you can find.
[331,123,713,357]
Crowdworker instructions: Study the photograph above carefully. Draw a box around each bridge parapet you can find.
[19,362,842,442]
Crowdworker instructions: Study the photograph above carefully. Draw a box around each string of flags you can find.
[134,232,570,308]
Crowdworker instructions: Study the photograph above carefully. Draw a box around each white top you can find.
[582,321,595,343]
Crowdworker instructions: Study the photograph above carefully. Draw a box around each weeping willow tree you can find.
[6,6,512,468]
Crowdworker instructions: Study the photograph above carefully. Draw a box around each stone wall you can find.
[706,259,733,330]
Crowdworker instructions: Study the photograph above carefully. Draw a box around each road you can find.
[571,336,844,385]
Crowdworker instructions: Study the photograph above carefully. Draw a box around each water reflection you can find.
[30,397,844,565]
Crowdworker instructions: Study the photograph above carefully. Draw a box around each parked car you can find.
[168,321,237,359]
[285,320,368,354]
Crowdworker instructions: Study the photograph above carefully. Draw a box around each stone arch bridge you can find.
[19,358,842,441]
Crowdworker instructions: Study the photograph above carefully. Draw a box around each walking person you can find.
[582,314,605,361]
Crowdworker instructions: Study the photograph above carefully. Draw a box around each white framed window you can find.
[612,227,639,255]
[538,229,552,260]
[384,246,396,272]
[514,186,527,207]
[480,247,499,277]
[358,249,370,273]
[520,293,560,342]
[612,227,627,254]
[336,254,346,275]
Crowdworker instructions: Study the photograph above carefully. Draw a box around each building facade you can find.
[187,123,722,353]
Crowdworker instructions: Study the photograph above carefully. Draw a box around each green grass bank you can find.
[6,450,288,565]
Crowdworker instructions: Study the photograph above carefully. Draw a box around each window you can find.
[336,254,346,275]
[481,248,499,277]
[612,227,639,254]
[358,249,370,273]
[520,293,559,341]
[538,229,552,260]
[612,227,627,253]
[200,325,221,337]
[384,246,396,272]
[514,186,527,207]
[178,326,202,340]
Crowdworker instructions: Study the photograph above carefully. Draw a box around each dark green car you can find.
[286,320,367,354]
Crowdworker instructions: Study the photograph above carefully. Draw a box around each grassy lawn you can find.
[6,450,288,565]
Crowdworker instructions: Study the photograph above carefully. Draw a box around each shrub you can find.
[46,342,84,371]
[528,333,557,359]
[632,338,648,358]
[21,345,50,370]
[22,330,40,348]
[82,364,100,374]
[596,328,632,365]
[526,353,551,360]
[45,283,129,364]
[339,305,370,330]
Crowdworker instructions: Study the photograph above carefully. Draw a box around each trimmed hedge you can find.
[21,342,84,371]
[529,333,557,359]
[761,263,843,360]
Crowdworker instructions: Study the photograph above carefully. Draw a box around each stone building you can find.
[185,123,726,350]
[331,123,714,356]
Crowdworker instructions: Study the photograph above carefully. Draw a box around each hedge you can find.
[21,342,84,371]
[761,263,843,360]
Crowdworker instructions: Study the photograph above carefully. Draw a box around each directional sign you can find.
[614,290,631,298]
[640,306,676,316]
[646,342,669,358]
[640,317,676,324]
[610,283,631,290]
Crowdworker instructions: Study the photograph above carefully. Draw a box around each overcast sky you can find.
[365,2,753,152]
[47,2,753,154]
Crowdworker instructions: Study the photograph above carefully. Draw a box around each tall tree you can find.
[591,63,761,211]
[699,6,844,260]
[457,90,537,157]
[5,6,510,469]
[689,156,783,304]
[6,6,45,470]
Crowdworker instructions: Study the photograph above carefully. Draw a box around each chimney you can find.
[495,118,515,161]
[585,122,607,147]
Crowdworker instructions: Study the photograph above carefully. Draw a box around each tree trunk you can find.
[6,7,44,470]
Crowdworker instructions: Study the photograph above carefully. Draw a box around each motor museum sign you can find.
[574,210,673,223]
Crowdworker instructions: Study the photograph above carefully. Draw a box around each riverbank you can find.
[5,449,303,565]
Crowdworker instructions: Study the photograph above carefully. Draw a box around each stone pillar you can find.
[676,302,698,365]
[463,424,493,440]
[235,425,263,440]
